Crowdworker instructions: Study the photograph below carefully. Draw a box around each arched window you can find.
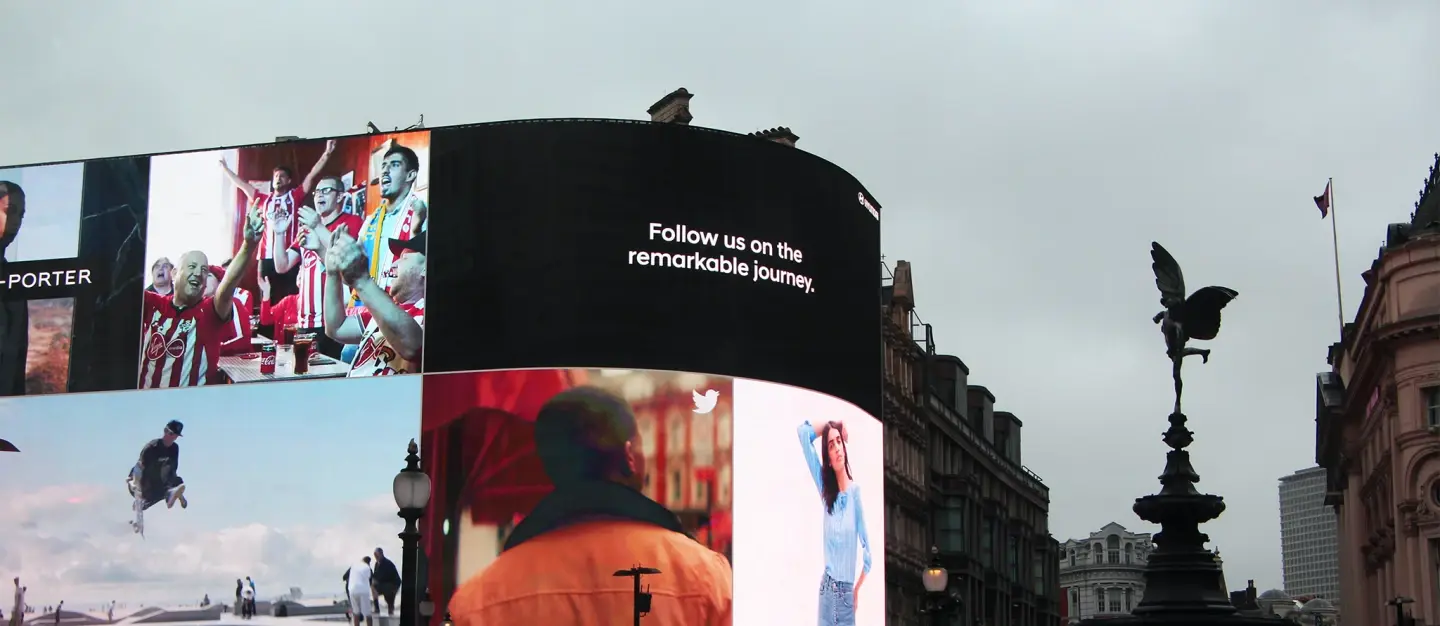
[1107,535,1120,564]
[1069,548,1076,567]
[1092,543,1103,564]
[1124,543,1133,564]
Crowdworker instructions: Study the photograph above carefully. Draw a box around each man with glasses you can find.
[270,175,361,359]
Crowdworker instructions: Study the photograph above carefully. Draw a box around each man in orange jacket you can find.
[448,386,732,626]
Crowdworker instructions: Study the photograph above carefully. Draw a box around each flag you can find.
[1314,181,1332,218]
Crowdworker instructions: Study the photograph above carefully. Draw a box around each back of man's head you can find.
[533,386,638,487]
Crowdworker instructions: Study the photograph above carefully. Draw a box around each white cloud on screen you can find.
[0,163,83,262]
[0,487,403,609]
[145,150,239,278]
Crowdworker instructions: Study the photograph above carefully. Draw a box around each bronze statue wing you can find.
[1150,242,1186,304]
[1180,286,1238,340]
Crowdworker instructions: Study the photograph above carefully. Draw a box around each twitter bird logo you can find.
[693,389,719,414]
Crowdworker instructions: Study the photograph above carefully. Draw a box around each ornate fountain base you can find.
[1079,413,1281,626]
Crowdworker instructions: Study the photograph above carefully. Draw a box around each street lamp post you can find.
[921,546,956,626]
[393,439,433,626]
[1388,596,1414,626]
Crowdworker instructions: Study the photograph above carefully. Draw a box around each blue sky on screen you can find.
[0,376,422,607]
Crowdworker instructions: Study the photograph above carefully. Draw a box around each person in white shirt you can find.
[347,556,376,626]
[10,579,23,626]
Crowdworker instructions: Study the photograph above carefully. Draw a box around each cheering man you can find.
[218,139,336,303]
[146,258,175,295]
[323,227,424,376]
[126,420,188,535]
[0,182,27,397]
[137,202,263,388]
[270,177,362,358]
[358,144,426,293]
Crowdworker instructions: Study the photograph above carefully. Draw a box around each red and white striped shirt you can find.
[257,186,306,260]
[347,298,424,377]
[359,193,423,292]
[290,212,362,328]
[218,288,254,356]
[138,291,227,388]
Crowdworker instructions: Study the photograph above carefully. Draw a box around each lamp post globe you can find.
[393,449,432,511]
[922,546,949,594]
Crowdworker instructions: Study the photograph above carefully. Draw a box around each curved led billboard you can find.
[0,118,881,626]
[420,368,885,626]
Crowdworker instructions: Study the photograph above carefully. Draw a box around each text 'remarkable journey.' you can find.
[627,223,815,294]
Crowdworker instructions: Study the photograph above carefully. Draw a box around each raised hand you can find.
[325,225,369,286]
[257,275,271,300]
[324,139,337,155]
[242,200,265,243]
[299,228,325,252]
[297,205,321,230]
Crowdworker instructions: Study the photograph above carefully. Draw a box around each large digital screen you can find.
[0,160,148,395]
[142,132,430,388]
[0,119,882,626]
[420,368,884,625]
[0,377,421,619]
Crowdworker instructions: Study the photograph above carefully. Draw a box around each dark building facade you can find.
[884,260,1062,626]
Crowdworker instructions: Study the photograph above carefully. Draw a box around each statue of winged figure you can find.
[1151,242,1238,415]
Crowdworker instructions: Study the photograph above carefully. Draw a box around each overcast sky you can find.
[4,0,1439,598]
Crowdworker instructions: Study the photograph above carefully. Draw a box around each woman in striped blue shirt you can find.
[798,419,872,626]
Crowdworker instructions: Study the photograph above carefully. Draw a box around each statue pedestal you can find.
[1078,413,1278,626]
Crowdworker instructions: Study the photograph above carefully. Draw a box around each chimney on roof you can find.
[647,88,694,125]
[750,127,799,147]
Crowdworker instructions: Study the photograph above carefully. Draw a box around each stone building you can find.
[884,260,1062,626]
[1057,523,1151,623]
[1316,153,1440,626]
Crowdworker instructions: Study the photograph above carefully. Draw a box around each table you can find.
[219,344,351,383]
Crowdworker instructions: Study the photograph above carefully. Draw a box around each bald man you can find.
[137,202,263,388]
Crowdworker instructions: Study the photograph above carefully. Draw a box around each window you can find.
[1109,597,1121,613]
[936,497,967,553]
[1124,543,1133,564]
[1096,589,1106,613]
[1107,534,1120,564]
[1069,549,1076,567]
[1426,387,1440,427]
[669,470,683,504]
[1125,588,1133,612]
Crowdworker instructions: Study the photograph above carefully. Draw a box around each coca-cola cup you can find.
[282,324,297,346]
[292,335,313,375]
[259,344,277,375]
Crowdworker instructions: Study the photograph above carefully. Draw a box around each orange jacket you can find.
[448,481,732,626]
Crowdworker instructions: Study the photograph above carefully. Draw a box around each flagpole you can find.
[1328,178,1345,336]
